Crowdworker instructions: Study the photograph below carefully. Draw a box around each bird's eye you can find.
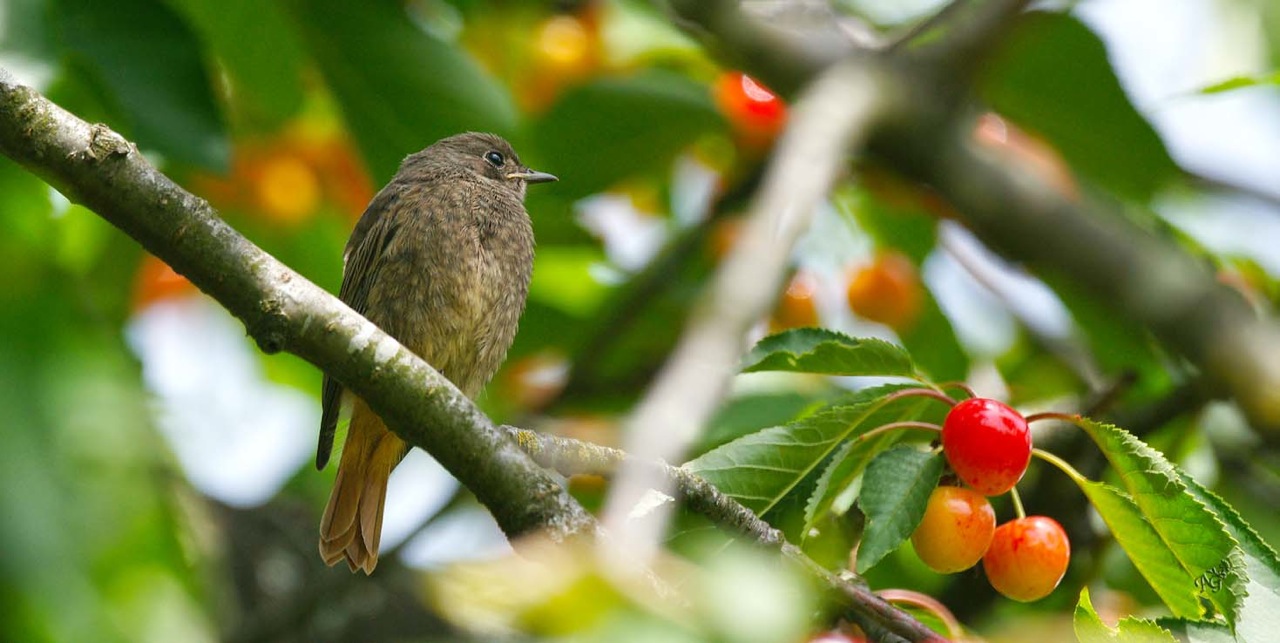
[484,151,506,167]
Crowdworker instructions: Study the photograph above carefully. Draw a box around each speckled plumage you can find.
[317,133,553,574]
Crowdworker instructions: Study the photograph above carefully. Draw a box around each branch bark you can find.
[661,0,857,97]
[508,427,945,642]
[898,115,1280,435]
[0,70,595,543]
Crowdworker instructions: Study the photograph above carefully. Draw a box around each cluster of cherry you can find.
[914,398,1069,602]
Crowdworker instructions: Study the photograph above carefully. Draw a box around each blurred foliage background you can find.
[1,0,1280,641]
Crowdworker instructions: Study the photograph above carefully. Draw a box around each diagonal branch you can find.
[508,427,946,642]
[0,69,595,543]
[889,117,1280,436]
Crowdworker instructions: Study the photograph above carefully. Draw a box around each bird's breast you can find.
[368,202,533,398]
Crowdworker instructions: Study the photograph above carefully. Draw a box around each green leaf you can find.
[685,386,950,517]
[741,328,916,377]
[804,429,895,529]
[55,0,229,168]
[696,392,827,456]
[1180,474,1280,640]
[854,446,943,573]
[530,72,723,200]
[1079,418,1240,620]
[1154,617,1236,643]
[803,386,950,529]
[982,12,1179,200]
[1080,480,1205,619]
[1073,588,1112,642]
[1075,587,1178,642]
[165,0,305,128]
[1197,72,1280,95]
[284,0,518,182]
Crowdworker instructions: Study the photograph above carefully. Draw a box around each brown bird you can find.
[316,132,556,573]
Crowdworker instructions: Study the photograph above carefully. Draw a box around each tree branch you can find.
[0,70,595,543]
[661,0,859,97]
[507,427,945,642]
[1183,168,1280,213]
[905,130,1280,435]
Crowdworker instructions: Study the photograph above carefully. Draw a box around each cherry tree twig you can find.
[508,427,946,642]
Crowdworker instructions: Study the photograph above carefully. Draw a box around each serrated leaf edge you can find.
[1081,418,1240,618]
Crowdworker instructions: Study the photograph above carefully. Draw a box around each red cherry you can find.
[983,516,1070,601]
[941,398,1031,496]
[714,71,787,149]
[910,486,996,573]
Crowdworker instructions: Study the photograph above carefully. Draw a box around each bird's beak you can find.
[507,170,558,184]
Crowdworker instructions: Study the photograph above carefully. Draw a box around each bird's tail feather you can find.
[319,399,406,574]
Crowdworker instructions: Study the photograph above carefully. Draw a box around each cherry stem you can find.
[1009,485,1027,520]
[875,589,964,640]
[935,381,976,399]
[1024,411,1082,424]
[883,387,957,408]
[1032,447,1089,486]
[855,420,943,444]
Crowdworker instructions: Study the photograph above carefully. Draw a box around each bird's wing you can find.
[316,186,404,470]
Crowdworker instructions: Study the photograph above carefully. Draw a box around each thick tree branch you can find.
[904,125,1280,435]
[0,70,595,543]
[1183,169,1280,213]
[661,0,858,97]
